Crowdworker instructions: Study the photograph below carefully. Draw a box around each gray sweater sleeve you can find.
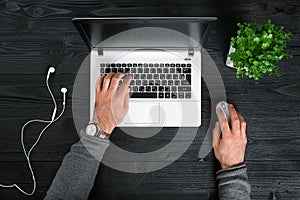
[216,164,251,200]
[44,129,110,200]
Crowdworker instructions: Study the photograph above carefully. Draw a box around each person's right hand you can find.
[212,104,247,169]
[92,72,132,136]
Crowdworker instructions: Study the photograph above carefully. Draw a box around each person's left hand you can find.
[93,72,132,135]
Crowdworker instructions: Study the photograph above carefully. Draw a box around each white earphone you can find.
[0,66,67,195]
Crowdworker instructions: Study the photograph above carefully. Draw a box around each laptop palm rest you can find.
[123,102,160,124]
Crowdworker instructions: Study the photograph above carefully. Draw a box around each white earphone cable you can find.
[0,67,66,195]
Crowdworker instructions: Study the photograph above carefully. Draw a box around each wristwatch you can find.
[85,122,110,139]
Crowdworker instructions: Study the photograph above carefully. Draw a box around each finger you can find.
[212,122,221,148]
[216,107,231,137]
[96,75,105,94]
[124,90,130,112]
[102,73,116,92]
[228,104,241,135]
[237,112,247,137]
[118,75,132,97]
[108,72,125,92]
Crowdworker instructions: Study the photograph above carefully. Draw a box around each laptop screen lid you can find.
[72,17,217,50]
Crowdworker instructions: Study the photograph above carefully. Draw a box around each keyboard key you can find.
[187,64,191,67]
[142,80,148,85]
[133,64,137,67]
[147,74,152,79]
[163,68,169,73]
[117,63,121,67]
[179,74,185,80]
[133,86,138,91]
[111,63,116,67]
[152,86,157,91]
[171,93,177,99]
[136,80,141,85]
[173,74,178,79]
[176,63,180,67]
[154,74,159,79]
[149,80,154,85]
[159,93,164,98]
[138,68,143,73]
[105,68,111,73]
[130,93,157,98]
[130,80,135,85]
[146,86,152,91]
[176,68,182,73]
[166,74,172,79]
[144,68,149,73]
[150,68,156,73]
[181,80,190,85]
[149,64,153,67]
[134,74,139,79]
[111,68,118,73]
[131,68,136,73]
[154,63,159,67]
[106,63,110,67]
[128,63,132,67]
[139,86,145,91]
[138,63,143,67]
[165,64,170,67]
[171,86,177,91]
[178,87,191,92]
[141,74,146,79]
[168,80,173,85]
[122,63,126,67]
[183,68,191,73]
[181,64,186,67]
[157,68,162,73]
[144,63,148,67]
[118,68,124,73]
[160,63,164,67]
[175,80,180,85]
[186,74,191,83]
[100,63,106,67]
[170,68,175,73]
[179,93,184,99]
[165,86,170,92]
[159,86,164,91]
[165,93,170,98]
[162,80,167,85]
[125,68,130,73]
[160,74,165,79]
[185,93,191,98]
[171,64,175,67]
[155,80,161,85]
[100,68,105,74]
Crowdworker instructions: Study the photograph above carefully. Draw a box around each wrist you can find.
[92,116,114,135]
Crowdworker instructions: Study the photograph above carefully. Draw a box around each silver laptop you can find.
[73,17,217,127]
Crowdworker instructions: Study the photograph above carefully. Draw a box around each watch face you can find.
[86,124,97,136]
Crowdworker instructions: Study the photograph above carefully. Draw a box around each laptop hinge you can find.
[97,48,104,56]
[188,48,194,57]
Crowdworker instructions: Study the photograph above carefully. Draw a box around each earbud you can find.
[47,66,55,81]
[61,87,67,106]
[49,67,55,73]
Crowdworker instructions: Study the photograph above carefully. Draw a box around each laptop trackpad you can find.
[123,102,160,124]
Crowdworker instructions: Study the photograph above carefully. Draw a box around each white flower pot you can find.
[225,46,237,69]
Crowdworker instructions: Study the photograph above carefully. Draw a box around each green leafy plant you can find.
[228,19,292,82]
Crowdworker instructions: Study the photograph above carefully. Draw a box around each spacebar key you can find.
[130,93,157,98]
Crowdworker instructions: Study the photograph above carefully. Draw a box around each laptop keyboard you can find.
[100,63,192,99]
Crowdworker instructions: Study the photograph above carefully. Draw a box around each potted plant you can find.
[226,19,292,82]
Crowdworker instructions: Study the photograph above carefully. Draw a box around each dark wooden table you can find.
[0,0,299,199]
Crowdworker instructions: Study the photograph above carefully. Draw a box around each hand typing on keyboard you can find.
[92,72,132,135]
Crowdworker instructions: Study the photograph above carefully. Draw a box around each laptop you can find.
[73,17,217,127]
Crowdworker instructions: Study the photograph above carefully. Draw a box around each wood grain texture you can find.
[0,0,299,199]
